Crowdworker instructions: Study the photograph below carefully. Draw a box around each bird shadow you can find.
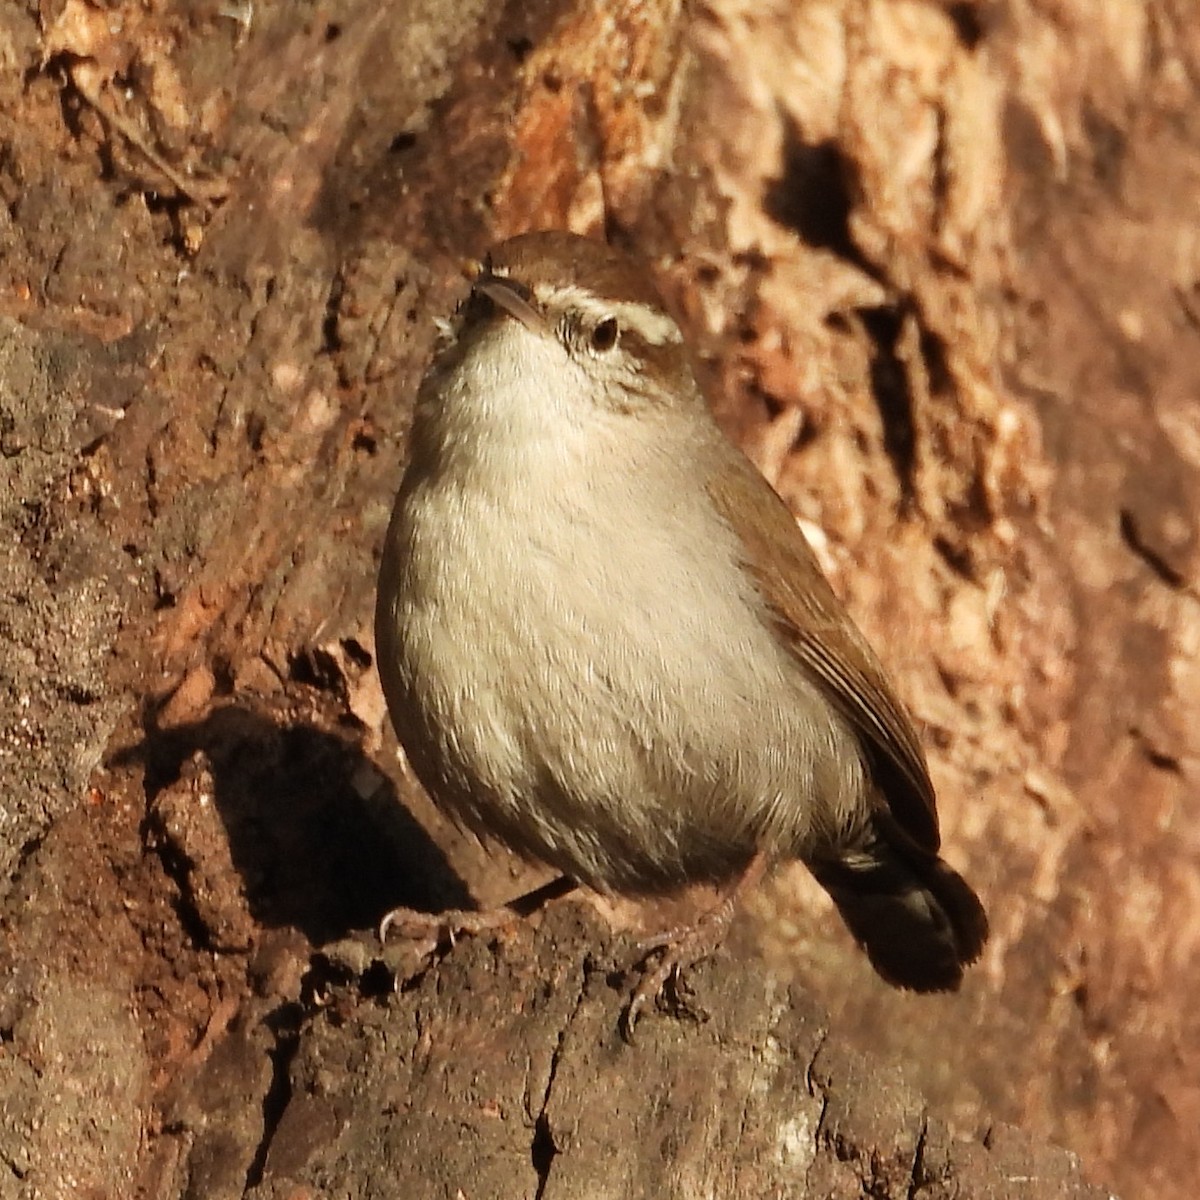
[117,700,472,947]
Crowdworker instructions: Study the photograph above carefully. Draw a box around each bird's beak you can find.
[473,271,548,333]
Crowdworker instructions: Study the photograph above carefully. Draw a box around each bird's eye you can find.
[590,317,619,352]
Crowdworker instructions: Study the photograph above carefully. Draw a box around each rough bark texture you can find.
[1,0,1194,1196]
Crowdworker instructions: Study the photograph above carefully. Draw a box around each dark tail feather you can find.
[809,818,989,992]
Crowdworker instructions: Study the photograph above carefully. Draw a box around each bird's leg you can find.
[623,852,767,1037]
[378,873,578,952]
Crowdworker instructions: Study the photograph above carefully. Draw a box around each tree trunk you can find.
[3,0,1194,1196]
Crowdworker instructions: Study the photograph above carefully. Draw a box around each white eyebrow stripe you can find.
[537,283,683,346]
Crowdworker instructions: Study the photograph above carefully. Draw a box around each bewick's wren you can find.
[375,230,987,1003]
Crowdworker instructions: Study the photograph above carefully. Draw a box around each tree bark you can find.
[3,0,1195,1196]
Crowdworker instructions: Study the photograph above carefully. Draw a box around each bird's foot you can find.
[621,898,737,1038]
[621,852,767,1038]
[378,874,578,961]
[378,904,515,953]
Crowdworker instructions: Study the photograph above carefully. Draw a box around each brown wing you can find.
[707,449,940,852]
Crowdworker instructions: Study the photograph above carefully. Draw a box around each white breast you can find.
[377,324,868,890]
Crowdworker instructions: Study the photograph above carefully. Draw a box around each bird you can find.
[374,230,988,1026]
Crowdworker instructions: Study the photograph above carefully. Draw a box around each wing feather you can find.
[707,451,940,852]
